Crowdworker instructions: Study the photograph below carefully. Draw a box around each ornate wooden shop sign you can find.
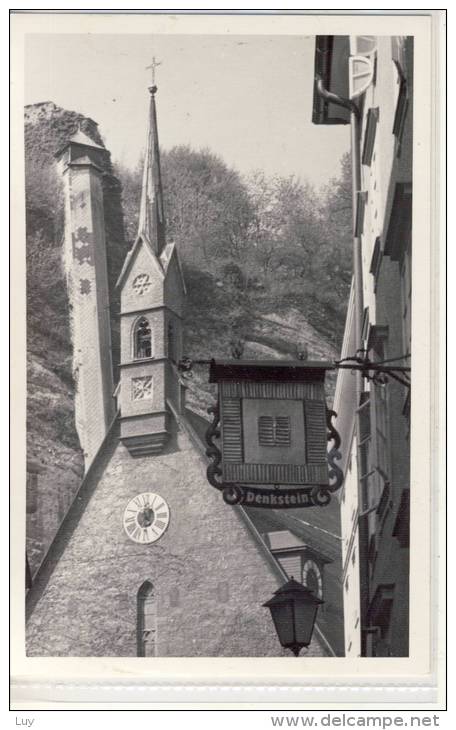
[205,360,343,508]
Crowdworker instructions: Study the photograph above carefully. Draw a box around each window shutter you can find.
[275,416,291,445]
[391,37,406,77]
[279,554,302,580]
[258,416,274,445]
[222,398,243,462]
[358,401,371,442]
[304,400,327,464]
[258,416,291,446]
[362,107,379,166]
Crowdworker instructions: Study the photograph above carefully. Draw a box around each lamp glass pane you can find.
[269,602,294,647]
[294,602,319,646]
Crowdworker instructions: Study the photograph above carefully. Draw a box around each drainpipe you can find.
[316,76,369,654]
[315,77,364,345]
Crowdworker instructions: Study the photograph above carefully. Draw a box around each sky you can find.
[25,34,350,189]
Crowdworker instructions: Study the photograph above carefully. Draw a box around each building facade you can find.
[313,35,412,657]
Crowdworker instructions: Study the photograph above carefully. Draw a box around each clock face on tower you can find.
[123,492,170,544]
[302,559,323,599]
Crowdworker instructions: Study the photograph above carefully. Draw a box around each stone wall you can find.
[26,421,328,657]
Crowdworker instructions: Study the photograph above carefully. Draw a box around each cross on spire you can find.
[146,56,162,87]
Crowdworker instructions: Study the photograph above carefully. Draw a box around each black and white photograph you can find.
[10,10,442,703]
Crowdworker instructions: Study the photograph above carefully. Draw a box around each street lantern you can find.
[263,577,324,657]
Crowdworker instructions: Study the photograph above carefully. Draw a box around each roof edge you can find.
[26,414,120,620]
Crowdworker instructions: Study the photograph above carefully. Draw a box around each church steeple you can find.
[137,84,166,256]
[117,78,186,458]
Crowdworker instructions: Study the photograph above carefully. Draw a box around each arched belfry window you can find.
[137,580,157,657]
[134,317,152,359]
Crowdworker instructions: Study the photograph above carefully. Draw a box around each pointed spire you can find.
[137,85,166,256]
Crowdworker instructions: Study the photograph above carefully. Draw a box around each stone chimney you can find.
[56,130,115,468]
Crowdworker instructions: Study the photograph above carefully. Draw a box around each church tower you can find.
[116,84,186,457]
[56,130,115,468]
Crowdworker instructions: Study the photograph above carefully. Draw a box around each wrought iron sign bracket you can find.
[176,352,411,390]
[335,350,411,389]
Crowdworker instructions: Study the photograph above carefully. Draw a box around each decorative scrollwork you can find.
[205,402,223,489]
[326,408,341,450]
[310,487,332,507]
[326,408,344,491]
[222,486,244,505]
[327,447,344,490]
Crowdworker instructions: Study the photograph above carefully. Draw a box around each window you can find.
[369,237,382,290]
[400,243,412,357]
[367,583,395,656]
[134,317,152,359]
[376,481,392,531]
[137,581,157,657]
[374,383,389,483]
[392,38,409,152]
[258,416,291,447]
[357,394,373,513]
[371,339,391,486]
[354,191,368,237]
[368,533,377,565]
[392,489,410,548]
[362,107,379,167]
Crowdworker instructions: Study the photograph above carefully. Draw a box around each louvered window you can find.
[258,416,291,447]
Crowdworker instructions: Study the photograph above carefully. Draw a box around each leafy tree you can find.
[316,152,353,308]
[161,146,253,273]
[25,155,64,246]
[116,146,353,348]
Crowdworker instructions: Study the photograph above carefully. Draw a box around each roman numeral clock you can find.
[123,493,170,544]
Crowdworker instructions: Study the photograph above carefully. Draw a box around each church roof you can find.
[264,530,308,552]
[137,85,166,256]
[54,128,108,161]
[159,241,187,294]
[69,129,106,149]
[116,86,185,293]
[115,232,165,290]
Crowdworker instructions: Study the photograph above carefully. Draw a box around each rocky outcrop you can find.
[25,102,127,575]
